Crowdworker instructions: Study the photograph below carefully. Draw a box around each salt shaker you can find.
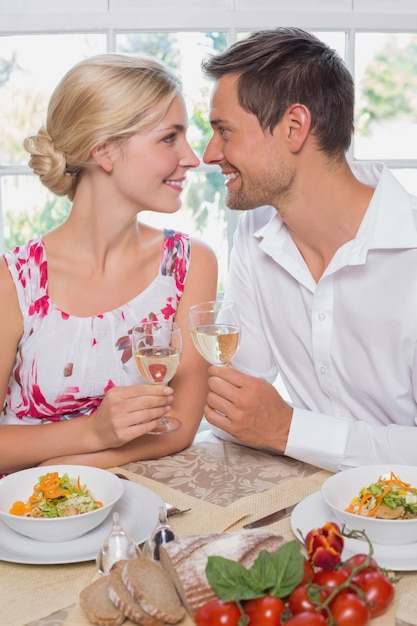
[142,504,178,562]
[96,511,141,575]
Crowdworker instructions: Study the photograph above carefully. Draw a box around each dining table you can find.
[1,429,415,626]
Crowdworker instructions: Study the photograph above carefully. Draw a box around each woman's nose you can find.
[182,143,200,168]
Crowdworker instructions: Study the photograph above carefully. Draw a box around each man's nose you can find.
[203,136,222,165]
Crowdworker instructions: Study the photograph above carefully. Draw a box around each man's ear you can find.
[284,103,312,153]
[91,142,115,173]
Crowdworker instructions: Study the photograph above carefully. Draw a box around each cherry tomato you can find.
[302,559,315,583]
[288,584,328,615]
[313,568,349,588]
[285,611,327,626]
[195,599,241,626]
[243,596,285,625]
[329,591,371,626]
[342,553,379,585]
[355,570,395,617]
[344,553,378,573]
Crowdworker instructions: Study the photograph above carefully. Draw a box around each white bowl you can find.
[321,465,417,546]
[0,465,123,542]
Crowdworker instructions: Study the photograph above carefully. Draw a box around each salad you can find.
[9,471,103,518]
[345,470,417,519]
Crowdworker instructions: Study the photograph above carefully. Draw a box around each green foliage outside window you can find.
[4,195,70,251]
[356,35,417,136]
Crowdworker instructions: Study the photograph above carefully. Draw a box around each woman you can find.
[0,53,217,473]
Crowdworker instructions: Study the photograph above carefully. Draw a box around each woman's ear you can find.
[91,142,115,173]
[283,103,312,153]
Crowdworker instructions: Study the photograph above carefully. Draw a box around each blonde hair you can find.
[24,53,181,200]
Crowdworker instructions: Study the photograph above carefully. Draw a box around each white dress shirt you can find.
[215,162,417,471]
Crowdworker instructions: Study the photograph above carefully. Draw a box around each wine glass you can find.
[188,300,240,366]
[131,320,182,434]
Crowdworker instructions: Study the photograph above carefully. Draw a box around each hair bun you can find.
[23,127,74,198]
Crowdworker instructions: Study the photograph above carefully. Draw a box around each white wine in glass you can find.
[131,320,182,434]
[188,300,240,365]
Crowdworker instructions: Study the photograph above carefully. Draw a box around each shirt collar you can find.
[254,162,417,256]
[352,162,417,250]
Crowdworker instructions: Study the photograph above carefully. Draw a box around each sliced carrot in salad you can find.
[346,471,417,518]
[9,471,103,518]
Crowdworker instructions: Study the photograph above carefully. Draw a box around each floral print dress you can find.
[1,230,190,425]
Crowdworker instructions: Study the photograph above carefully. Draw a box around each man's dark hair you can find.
[202,27,354,158]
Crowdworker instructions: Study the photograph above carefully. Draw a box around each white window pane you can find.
[0,34,107,164]
[1,175,70,252]
[354,32,417,160]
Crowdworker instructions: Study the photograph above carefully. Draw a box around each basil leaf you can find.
[206,556,259,602]
[268,540,305,597]
[248,549,279,591]
[205,540,305,603]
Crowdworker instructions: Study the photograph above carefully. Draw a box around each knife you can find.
[243,503,298,529]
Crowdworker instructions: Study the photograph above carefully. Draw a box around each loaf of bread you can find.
[107,560,164,626]
[159,530,285,618]
[121,558,185,624]
[79,575,126,626]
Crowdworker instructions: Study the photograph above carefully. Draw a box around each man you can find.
[201,27,417,471]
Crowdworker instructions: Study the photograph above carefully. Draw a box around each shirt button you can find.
[318,312,326,321]
[319,365,327,375]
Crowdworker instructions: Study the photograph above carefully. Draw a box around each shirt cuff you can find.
[285,408,350,472]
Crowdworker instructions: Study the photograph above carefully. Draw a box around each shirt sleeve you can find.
[287,408,417,472]
[285,408,350,471]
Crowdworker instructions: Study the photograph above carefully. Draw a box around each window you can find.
[1,1,416,291]
[353,31,417,194]
[0,33,107,254]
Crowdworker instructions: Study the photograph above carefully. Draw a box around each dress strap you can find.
[161,229,191,306]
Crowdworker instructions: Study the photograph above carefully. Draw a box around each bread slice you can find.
[107,560,164,626]
[159,530,285,618]
[121,558,185,624]
[79,575,126,626]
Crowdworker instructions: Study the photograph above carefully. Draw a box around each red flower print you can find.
[104,380,115,393]
[28,295,49,318]
[161,301,175,319]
